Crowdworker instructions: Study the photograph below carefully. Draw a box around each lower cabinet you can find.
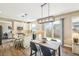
[72,43,79,54]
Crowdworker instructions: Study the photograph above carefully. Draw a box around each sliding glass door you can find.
[53,20,62,40]
[43,22,53,38]
[42,20,62,41]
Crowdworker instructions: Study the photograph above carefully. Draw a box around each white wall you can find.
[63,16,72,47]
[0,21,12,38]
[0,22,12,33]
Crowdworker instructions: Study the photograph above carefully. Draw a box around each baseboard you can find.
[64,44,72,48]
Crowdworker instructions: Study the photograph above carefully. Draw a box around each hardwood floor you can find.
[61,46,79,56]
[0,40,79,56]
[64,46,72,54]
[0,42,30,56]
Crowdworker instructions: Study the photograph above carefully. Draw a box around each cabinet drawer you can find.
[72,44,79,54]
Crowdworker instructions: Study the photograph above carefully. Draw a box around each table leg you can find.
[53,50,56,56]
[58,46,60,56]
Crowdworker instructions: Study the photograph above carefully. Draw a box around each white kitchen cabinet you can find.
[72,43,79,54]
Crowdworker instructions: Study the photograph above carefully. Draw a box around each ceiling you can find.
[0,3,42,21]
[0,3,79,21]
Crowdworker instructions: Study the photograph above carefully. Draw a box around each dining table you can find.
[31,39,61,56]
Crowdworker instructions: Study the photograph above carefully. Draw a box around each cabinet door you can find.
[75,45,79,54]
[72,44,76,53]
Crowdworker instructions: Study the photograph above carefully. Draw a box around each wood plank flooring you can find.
[0,42,30,56]
[0,40,79,56]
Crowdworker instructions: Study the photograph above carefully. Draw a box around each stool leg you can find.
[30,49,32,56]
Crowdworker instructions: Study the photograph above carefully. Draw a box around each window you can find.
[43,22,53,38]
[72,17,79,38]
[32,24,37,32]
[53,20,61,39]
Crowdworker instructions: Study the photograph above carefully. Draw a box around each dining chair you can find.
[30,41,38,56]
[39,45,55,56]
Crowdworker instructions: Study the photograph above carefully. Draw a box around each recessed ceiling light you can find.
[21,15,24,17]
[25,13,27,16]
[21,13,27,17]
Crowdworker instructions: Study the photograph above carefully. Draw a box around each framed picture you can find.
[17,27,23,30]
